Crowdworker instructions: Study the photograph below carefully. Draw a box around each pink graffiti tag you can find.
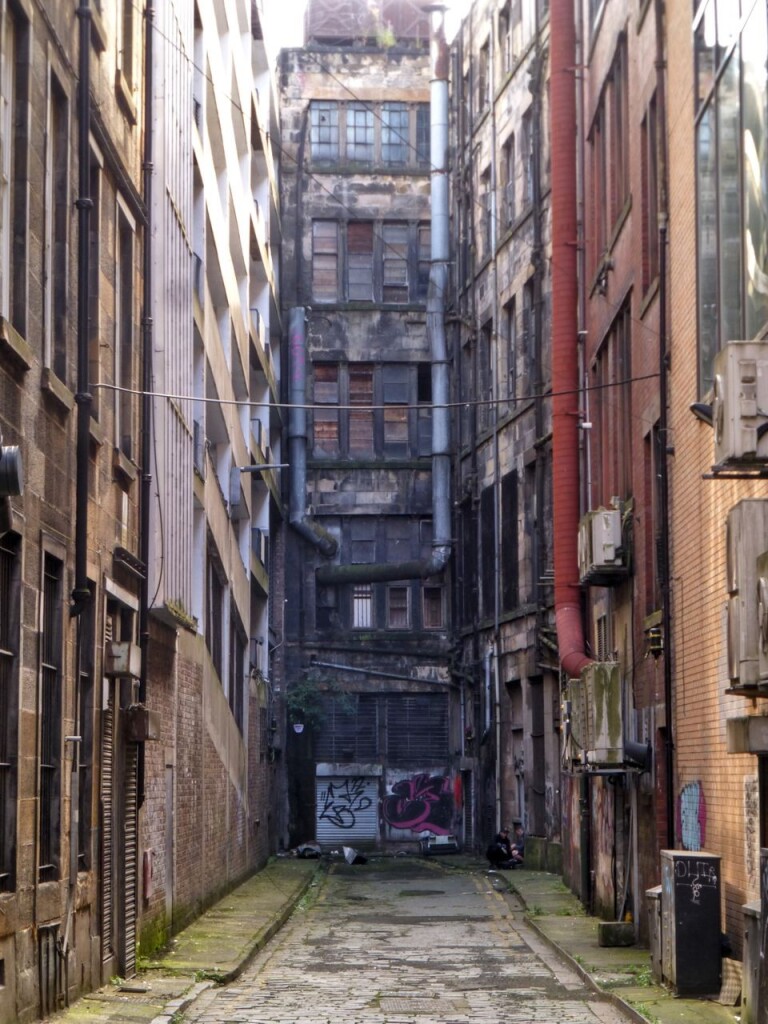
[381,774,453,835]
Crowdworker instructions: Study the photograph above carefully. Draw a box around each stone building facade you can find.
[278,0,460,853]
[449,0,560,861]
[0,0,146,1016]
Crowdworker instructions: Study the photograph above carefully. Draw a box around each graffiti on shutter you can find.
[316,776,379,846]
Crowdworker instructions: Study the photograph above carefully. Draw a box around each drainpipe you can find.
[552,0,592,909]
[288,307,338,558]
[551,0,590,680]
[137,0,155,808]
[315,7,451,586]
[654,0,675,848]
[72,0,92,620]
[62,0,92,972]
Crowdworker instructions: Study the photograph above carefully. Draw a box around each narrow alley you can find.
[181,859,631,1024]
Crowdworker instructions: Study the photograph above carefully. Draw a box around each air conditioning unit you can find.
[757,550,768,686]
[578,508,626,586]
[566,662,623,767]
[726,500,768,687]
[713,341,768,465]
[105,640,141,679]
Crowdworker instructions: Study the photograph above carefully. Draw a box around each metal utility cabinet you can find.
[660,850,721,996]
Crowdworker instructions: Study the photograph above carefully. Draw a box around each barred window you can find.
[40,553,63,882]
[0,535,19,890]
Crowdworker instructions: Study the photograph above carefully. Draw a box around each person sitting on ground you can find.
[510,823,525,866]
[486,826,516,869]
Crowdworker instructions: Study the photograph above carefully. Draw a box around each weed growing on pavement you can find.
[631,965,654,987]
[527,904,544,918]
[554,904,586,916]
[628,1001,660,1023]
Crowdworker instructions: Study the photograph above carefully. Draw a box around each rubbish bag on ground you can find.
[343,845,367,865]
[296,843,321,859]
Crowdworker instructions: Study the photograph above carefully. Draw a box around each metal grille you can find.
[386,694,448,764]
[38,923,62,1017]
[315,695,378,763]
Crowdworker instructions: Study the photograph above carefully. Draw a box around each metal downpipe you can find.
[288,307,338,558]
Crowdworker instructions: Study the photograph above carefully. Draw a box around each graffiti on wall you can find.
[677,781,706,850]
[317,778,373,829]
[381,773,453,834]
[745,775,760,890]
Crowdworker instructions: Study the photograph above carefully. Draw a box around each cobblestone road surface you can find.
[183,859,634,1024]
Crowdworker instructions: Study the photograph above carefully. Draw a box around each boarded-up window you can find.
[383,364,409,455]
[423,585,443,629]
[386,694,448,763]
[347,222,374,301]
[387,585,410,628]
[312,221,339,302]
[313,364,339,456]
[383,223,409,302]
[349,363,374,454]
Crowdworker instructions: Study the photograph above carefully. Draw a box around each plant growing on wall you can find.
[286,666,354,732]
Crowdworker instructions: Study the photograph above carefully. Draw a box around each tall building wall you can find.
[450,0,560,858]
[138,0,282,957]
[278,8,458,852]
[0,0,146,1015]
[666,0,768,954]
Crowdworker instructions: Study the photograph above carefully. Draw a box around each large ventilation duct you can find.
[550,0,591,679]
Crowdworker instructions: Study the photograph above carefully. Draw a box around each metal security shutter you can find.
[316,776,379,846]
[101,700,114,963]
[121,743,138,977]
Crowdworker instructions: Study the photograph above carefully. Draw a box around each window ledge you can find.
[0,317,32,375]
[639,276,660,318]
[41,367,75,414]
[113,447,138,485]
[89,416,106,449]
[115,70,137,125]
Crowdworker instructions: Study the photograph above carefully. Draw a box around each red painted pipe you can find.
[550,0,591,679]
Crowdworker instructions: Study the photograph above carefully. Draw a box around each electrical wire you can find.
[92,369,660,411]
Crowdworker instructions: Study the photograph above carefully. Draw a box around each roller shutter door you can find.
[316,775,379,847]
